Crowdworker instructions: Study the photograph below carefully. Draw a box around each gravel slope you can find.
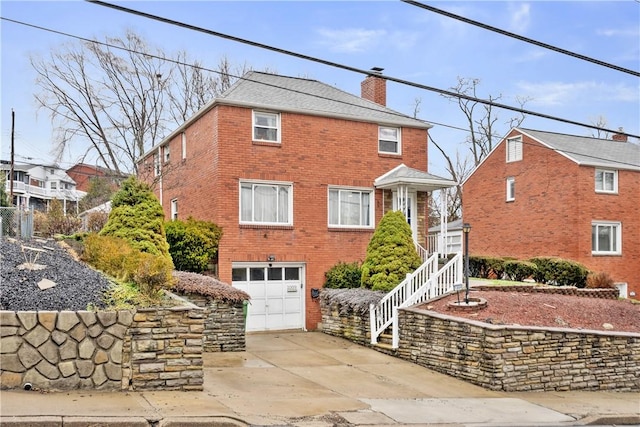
[0,237,112,311]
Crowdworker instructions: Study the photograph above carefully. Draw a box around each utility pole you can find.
[10,109,15,206]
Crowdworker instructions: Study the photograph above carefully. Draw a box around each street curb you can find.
[0,416,251,427]
[575,413,640,425]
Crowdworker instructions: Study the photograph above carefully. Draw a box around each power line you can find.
[1,15,638,170]
[83,0,639,139]
[401,0,640,78]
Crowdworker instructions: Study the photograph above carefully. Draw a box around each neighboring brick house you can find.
[66,163,126,193]
[138,71,455,331]
[463,128,640,298]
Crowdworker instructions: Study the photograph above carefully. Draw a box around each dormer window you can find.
[506,136,523,162]
[253,111,280,143]
[595,169,617,194]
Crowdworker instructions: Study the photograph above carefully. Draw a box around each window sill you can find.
[328,227,374,232]
[378,152,402,158]
[591,252,622,257]
[595,191,618,195]
[252,140,281,147]
[240,224,293,230]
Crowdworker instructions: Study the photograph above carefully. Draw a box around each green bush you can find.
[529,257,589,287]
[361,211,422,292]
[100,177,172,262]
[503,260,537,282]
[468,255,504,279]
[324,261,362,289]
[165,218,223,273]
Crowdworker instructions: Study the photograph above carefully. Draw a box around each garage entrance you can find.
[231,263,305,332]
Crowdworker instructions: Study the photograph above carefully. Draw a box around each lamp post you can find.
[462,223,471,304]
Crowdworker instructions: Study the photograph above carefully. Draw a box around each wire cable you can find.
[401,0,640,78]
[82,0,639,139]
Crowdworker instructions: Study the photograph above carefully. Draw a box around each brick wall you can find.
[463,129,640,297]
[145,105,431,330]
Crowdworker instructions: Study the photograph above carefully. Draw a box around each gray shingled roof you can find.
[375,164,457,191]
[520,128,640,171]
[218,71,432,128]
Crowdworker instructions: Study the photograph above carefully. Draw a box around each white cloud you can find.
[513,49,546,63]
[315,28,386,53]
[597,27,640,37]
[508,2,531,32]
[516,81,639,106]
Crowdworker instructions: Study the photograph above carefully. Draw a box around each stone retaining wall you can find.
[472,285,619,299]
[175,293,246,352]
[319,295,640,392]
[1,301,205,391]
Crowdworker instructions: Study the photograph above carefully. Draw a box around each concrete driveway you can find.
[1,331,638,426]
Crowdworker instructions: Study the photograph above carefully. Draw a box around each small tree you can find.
[79,176,119,212]
[165,218,223,273]
[100,177,171,261]
[361,211,422,292]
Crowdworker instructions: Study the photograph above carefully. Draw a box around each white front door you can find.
[393,190,418,241]
[231,263,305,332]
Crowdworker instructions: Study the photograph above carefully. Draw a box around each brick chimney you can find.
[361,67,386,106]
[612,127,628,142]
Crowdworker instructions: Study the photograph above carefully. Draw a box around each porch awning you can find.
[374,164,457,192]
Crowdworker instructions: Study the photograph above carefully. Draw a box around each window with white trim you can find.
[240,181,292,225]
[506,177,515,201]
[592,221,621,255]
[328,187,373,228]
[170,198,178,220]
[163,145,170,163]
[378,126,401,154]
[153,153,160,176]
[253,111,280,142]
[181,132,187,160]
[595,169,617,193]
[506,136,523,162]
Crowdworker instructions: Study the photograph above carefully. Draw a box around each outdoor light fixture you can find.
[267,255,276,262]
[462,223,471,304]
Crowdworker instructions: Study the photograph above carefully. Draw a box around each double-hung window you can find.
[181,132,187,160]
[595,169,617,193]
[170,198,178,220]
[328,187,373,228]
[163,145,170,163]
[592,221,621,255]
[240,181,292,225]
[378,126,401,154]
[153,153,160,176]
[253,111,280,142]
[506,136,523,162]
[506,177,515,201]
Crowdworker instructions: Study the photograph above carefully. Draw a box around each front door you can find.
[231,263,305,332]
[393,190,418,242]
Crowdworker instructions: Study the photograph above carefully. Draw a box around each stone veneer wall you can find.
[319,297,640,392]
[473,285,619,299]
[173,293,246,352]
[1,302,205,391]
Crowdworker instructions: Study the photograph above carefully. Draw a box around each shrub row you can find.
[469,255,591,288]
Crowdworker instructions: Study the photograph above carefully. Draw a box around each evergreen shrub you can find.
[361,210,422,292]
[529,256,589,287]
[503,260,537,282]
[324,261,362,289]
[165,218,223,273]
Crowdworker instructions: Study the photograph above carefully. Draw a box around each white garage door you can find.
[232,263,305,332]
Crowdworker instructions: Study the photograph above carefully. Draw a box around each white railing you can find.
[369,252,439,344]
[391,252,462,348]
[415,241,430,263]
[426,234,438,254]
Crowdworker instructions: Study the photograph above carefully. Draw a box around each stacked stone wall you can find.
[319,298,640,392]
[473,285,619,299]
[0,310,132,391]
[1,303,205,392]
[175,293,246,352]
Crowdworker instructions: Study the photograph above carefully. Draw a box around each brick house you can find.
[463,128,640,298]
[138,71,455,331]
[66,163,126,193]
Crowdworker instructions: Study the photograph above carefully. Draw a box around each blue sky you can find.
[1,1,639,176]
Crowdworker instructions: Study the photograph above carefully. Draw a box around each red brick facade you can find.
[140,101,431,330]
[463,129,639,297]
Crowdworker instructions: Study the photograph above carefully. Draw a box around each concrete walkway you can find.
[1,331,638,426]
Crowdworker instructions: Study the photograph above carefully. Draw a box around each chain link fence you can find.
[0,207,34,240]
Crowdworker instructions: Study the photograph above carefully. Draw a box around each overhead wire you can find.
[401,0,640,78]
[1,15,638,170]
[82,0,639,139]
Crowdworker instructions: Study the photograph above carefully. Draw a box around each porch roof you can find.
[374,164,457,192]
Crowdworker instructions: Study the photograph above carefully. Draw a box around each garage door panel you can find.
[248,283,266,297]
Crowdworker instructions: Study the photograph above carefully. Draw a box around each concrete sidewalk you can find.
[1,331,638,426]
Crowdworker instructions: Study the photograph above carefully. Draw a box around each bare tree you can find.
[32,30,248,174]
[423,77,530,223]
[589,115,611,139]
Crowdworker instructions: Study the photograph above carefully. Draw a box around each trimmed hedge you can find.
[530,257,589,288]
[324,261,362,289]
[503,260,537,282]
[165,218,223,273]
